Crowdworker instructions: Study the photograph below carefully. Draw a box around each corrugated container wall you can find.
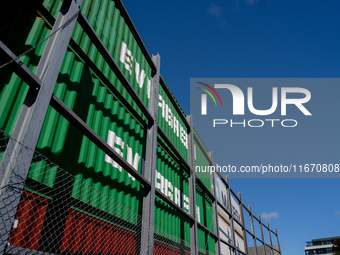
[158,82,189,162]
[193,130,215,254]
[196,185,215,254]
[197,227,216,255]
[0,0,288,254]
[0,0,214,253]
[193,135,212,190]
[0,0,50,135]
[155,142,191,247]
[0,0,149,223]
[195,185,214,232]
[73,0,153,116]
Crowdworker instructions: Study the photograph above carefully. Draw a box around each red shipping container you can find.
[110,228,119,255]
[154,243,161,255]
[103,228,113,255]
[126,233,136,255]
[26,204,48,250]
[94,225,104,254]
[82,222,95,255]
[71,218,85,254]
[9,199,36,248]
[119,231,128,255]
[60,214,76,253]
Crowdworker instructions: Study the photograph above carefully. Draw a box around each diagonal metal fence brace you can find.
[0,1,83,253]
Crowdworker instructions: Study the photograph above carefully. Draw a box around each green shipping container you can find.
[72,0,154,115]
[41,0,154,119]
[194,130,216,254]
[196,185,214,232]
[196,184,215,254]
[1,0,154,130]
[194,130,212,190]
[0,1,49,135]
[0,1,147,225]
[155,142,191,248]
[158,80,189,162]
[0,1,224,254]
[31,48,146,223]
[197,226,216,255]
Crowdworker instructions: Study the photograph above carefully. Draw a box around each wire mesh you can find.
[153,225,191,255]
[0,130,191,255]
[0,128,283,255]
[198,247,215,255]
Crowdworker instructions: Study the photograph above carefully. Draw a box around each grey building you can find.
[304,236,340,255]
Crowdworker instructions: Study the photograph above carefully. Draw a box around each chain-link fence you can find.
[0,130,194,255]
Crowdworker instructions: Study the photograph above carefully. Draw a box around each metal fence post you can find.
[0,1,82,253]
[210,151,221,255]
[248,205,259,255]
[140,54,160,255]
[275,229,282,255]
[258,215,267,255]
[238,193,248,255]
[213,173,221,254]
[225,176,237,255]
[187,115,198,255]
[267,223,275,255]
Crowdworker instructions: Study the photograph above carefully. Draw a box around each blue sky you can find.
[124,1,340,254]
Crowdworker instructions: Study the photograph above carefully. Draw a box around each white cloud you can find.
[207,3,222,19]
[334,211,340,215]
[261,212,280,221]
[281,240,290,245]
[246,0,260,6]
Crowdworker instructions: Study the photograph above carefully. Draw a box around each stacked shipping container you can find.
[0,0,281,255]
